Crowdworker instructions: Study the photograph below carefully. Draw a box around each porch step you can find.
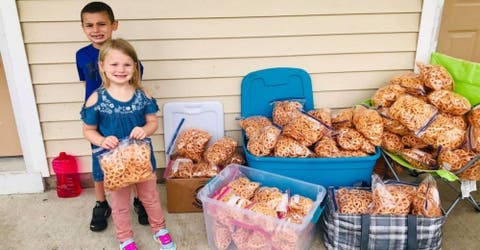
[0,156,25,172]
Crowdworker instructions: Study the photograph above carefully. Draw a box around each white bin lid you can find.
[163,101,224,165]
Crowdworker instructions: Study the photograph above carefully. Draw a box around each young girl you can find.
[81,38,176,250]
[77,1,148,231]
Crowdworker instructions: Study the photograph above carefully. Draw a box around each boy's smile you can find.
[81,12,118,49]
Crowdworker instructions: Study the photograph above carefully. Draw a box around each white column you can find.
[415,0,445,68]
[0,0,47,193]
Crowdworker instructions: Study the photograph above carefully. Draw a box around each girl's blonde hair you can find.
[98,38,142,90]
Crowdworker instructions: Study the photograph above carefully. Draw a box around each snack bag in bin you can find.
[412,175,442,217]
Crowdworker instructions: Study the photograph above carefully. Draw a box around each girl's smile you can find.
[100,49,135,85]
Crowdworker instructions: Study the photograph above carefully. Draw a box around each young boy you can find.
[76,1,148,232]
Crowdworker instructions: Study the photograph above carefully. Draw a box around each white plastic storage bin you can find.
[162,101,224,165]
[197,164,326,250]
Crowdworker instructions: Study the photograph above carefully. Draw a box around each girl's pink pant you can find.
[110,177,166,242]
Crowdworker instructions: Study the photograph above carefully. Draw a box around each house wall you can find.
[16,0,422,174]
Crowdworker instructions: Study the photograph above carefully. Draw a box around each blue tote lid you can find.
[241,67,313,117]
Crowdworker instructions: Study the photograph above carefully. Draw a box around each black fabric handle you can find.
[407,215,418,250]
[360,214,371,250]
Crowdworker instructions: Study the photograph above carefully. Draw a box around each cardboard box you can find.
[166,177,211,213]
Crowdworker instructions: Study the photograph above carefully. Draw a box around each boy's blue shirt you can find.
[76,43,144,101]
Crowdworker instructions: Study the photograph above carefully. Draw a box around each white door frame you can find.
[415,0,445,66]
[0,0,47,194]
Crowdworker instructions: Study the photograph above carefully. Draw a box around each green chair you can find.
[382,52,480,216]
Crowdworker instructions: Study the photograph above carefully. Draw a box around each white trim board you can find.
[0,0,47,193]
[0,171,44,194]
[415,0,445,68]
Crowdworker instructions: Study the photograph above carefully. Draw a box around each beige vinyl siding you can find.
[17,0,422,174]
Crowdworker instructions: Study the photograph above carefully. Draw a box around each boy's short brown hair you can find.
[80,1,115,23]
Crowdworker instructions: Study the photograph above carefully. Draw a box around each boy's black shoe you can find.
[133,197,149,225]
[90,200,111,232]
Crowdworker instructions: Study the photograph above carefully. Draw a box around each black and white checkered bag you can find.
[321,188,445,250]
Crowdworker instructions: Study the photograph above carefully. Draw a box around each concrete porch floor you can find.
[1,179,480,249]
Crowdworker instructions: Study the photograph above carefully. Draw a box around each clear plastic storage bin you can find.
[197,164,326,250]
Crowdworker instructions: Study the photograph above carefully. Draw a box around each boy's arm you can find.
[76,50,86,81]
[139,61,144,79]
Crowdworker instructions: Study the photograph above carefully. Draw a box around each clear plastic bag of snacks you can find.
[445,113,468,130]
[388,94,438,132]
[470,125,480,153]
[247,125,281,156]
[332,108,354,129]
[335,188,373,214]
[417,62,454,91]
[175,128,211,163]
[369,174,417,215]
[427,90,471,116]
[382,116,411,136]
[371,84,407,108]
[381,131,404,153]
[336,127,366,151]
[271,100,303,127]
[223,149,245,166]
[307,107,332,126]
[401,134,429,149]
[313,136,340,157]
[251,187,284,210]
[204,137,237,166]
[411,175,442,217]
[388,71,426,96]
[273,135,313,158]
[167,158,194,178]
[238,115,272,138]
[211,176,261,201]
[281,112,330,146]
[438,149,480,180]
[98,138,155,191]
[418,114,467,150]
[352,105,384,146]
[399,148,437,170]
[192,161,220,178]
[469,104,480,127]
[337,132,377,155]
[288,194,314,217]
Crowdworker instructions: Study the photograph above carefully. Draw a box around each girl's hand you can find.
[130,126,147,140]
[101,136,119,150]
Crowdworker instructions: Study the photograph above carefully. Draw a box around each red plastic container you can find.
[52,152,82,198]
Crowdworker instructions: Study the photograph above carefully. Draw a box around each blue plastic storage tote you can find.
[241,67,314,118]
[240,67,381,187]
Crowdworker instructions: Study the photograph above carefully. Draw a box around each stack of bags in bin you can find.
[335,174,441,218]
[240,101,382,158]
[322,174,445,250]
[208,175,315,250]
[371,62,480,180]
[167,128,244,178]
